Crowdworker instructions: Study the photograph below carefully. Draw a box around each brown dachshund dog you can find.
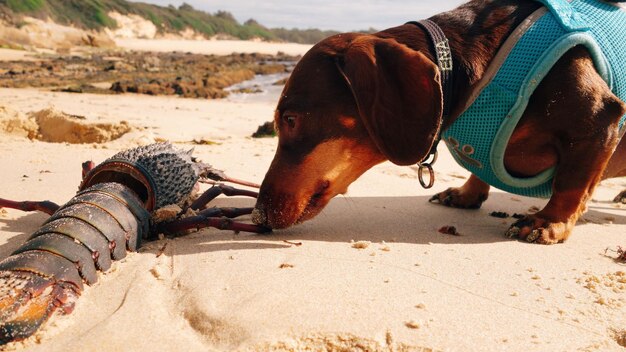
[252,0,626,244]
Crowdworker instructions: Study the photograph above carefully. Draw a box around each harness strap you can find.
[534,0,589,31]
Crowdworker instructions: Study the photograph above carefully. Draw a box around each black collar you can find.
[406,19,454,120]
[405,19,454,188]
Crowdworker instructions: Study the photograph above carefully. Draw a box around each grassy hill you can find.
[0,0,346,44]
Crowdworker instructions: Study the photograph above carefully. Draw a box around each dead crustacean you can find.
[0,143,270,344]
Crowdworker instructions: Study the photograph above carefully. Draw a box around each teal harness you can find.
[441,0,626,198]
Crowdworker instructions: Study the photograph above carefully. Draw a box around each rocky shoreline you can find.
[0,51,299,99]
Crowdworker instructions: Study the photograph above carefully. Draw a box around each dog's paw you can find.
[429,187,487,209]
[613,190,626,204]
[505,215,571,245]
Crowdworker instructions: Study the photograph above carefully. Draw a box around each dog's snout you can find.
[251,206,267,226]
[253,182,296,229]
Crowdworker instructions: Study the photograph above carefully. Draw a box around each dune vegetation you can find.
[0,0,348,44]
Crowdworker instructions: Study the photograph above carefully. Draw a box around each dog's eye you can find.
[283,115,297,129]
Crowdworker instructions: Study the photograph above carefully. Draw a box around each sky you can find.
[130,0,465,31]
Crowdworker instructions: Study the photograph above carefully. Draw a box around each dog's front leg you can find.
[429,174,490,209]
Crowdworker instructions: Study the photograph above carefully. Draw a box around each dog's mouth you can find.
[296,180,331,224]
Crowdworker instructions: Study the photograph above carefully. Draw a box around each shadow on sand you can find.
[153,192,626,257]
[1,192,624,259]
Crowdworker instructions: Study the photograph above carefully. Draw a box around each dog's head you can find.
[253,33,443,229]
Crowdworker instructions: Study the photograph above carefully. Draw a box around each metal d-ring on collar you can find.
[417,148,438,188]
[406,19,454,189]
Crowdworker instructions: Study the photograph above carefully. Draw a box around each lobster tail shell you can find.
[0,182,151,343]
[0,143,202,345]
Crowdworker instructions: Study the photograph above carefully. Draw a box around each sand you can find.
[0,16,115,51]
[0,49,36,62]
[0,106,132,144]
[0,42,625,351]
[115,38,313,56]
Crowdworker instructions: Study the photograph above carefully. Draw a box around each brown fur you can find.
[254,0,626,243]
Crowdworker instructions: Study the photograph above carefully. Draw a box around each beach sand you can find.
[0,49,36,62]
[0,42,625,351]
[115,38,313,56]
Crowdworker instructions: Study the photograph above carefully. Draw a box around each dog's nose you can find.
[253,189,299,229]
[251,206,268,226]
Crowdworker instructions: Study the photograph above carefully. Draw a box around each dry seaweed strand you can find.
[489,211,509,218]
[438,226,461,236]
[605,246,626,263]
[283,240,303,246]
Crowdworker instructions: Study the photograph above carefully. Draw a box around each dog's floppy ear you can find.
[337,36,443,165]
